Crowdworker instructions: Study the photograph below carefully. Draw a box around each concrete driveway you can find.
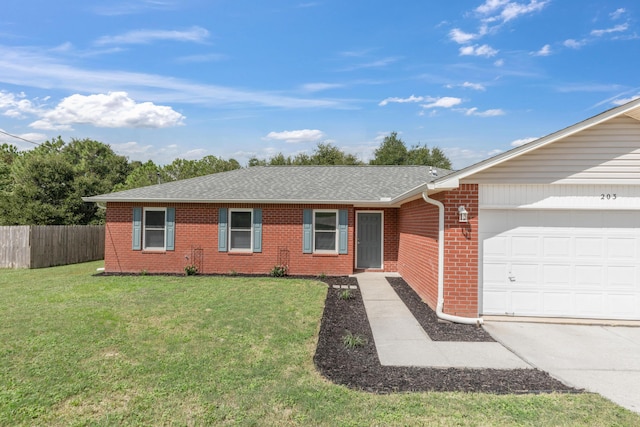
[484,322,640,414]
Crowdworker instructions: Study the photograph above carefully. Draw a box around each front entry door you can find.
[357,212,382,269]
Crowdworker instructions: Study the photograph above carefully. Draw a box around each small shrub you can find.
[318,272,327,279]
[270,264,288,277]
[339,289,354,300]
[342,331,367,349]
[184,264,198,276]
[228,269,237,276]
[140,270,148,276]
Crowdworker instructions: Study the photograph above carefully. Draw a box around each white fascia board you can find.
[436,98,640,184]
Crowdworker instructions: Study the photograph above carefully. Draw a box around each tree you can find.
[370,132,408,165]
[370,132,452,169]
[249,143,363,166]
[113,160,164,191]
[0,138,130,225]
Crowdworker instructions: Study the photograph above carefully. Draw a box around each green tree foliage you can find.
[0,138,130,225]
[0,143,19,194]
[115,155,241,192]
[370,132,452,169]
[249,142,363,166]
[370,132,407,165]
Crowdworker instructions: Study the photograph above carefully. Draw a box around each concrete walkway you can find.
[486,322,640,414]
[353,272,529,369]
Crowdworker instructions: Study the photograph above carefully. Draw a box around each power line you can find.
[0,129,42,147]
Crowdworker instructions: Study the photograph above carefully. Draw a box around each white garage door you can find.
[480,209,640,320]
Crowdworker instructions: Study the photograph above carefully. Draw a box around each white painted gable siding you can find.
[466,115,640,185]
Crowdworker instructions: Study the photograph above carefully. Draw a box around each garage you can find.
[480,202,640,320]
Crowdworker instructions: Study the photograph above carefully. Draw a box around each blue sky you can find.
[0,0,638,169]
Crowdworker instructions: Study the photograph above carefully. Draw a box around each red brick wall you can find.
[397,197,440,309]
[442,184,479,318]
[104,203,399,276]
[397,184,479,318]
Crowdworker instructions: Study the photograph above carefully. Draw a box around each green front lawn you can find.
[0,262,638,426]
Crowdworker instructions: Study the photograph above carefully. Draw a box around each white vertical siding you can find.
[480,184,640,209]
[466,116,640,184]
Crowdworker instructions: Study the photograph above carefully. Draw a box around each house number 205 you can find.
[600,193,617,200]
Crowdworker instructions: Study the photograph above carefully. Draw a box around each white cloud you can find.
[264,129,326,144]
[476,0,549,24]
[459,44,499,57]
[422,97,463,109]
[0,91,40,118]
[461,107,505,117]
[612,95,640,106]
[563,38,586,49]
[95,26,209,45]
[0,129,47,148]
[300,82,344,93]
[449,28,477,44]
[476,0,509,14]
[0,46,345,110]
[591,23,629,37]
[533,44,551,56]
[176,53,227,63]
[500,0,549,22]
[494,58,505,66]
[340,56,401,71]
[610,8,626,20]
[510,136,538,147]
[29,92,185,130]
[462,82,486,91]
[379,95,424,106]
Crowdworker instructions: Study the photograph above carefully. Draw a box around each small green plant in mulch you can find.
[184,264,198,276]
[342,331,367,349]
[318,272,327,279]
[338,289,354,300]
[140,269,148,276]
[270,264,288,277]
[228,269,238,276]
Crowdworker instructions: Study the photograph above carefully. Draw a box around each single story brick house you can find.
[85,98,640,322]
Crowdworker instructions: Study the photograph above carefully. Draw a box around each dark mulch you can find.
[314,276,579,394]
[387,277,494,342]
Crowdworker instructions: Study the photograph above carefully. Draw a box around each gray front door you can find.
[357,212,382,269]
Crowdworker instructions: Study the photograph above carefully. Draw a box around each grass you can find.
[1,262,639,426]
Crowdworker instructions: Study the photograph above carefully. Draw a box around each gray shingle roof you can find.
[84,165,453,204]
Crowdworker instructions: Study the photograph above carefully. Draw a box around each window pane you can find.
[231,230,251,249]
[145,230,165,248]
[315,212,336,231]
[231,211,251,229]
[145,210,165,228]
[315,231,336,251]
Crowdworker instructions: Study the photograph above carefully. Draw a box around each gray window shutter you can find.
[338,209,348,254]
[218,208,228,252]
[166,207,175,251]
[303,209,312,253]
[132,207,142,250]
[253,208,262,253]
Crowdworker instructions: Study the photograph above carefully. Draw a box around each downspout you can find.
[422,191,483,326]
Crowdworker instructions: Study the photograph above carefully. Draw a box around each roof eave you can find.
[83,197,401,206]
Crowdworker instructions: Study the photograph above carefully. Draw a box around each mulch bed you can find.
[313,276,579,394]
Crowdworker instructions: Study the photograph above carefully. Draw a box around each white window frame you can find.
[143,207,166,251]
[228,208,253,252]
[313,209,338,254]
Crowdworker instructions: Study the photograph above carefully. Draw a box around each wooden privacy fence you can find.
[0,225,105,269]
